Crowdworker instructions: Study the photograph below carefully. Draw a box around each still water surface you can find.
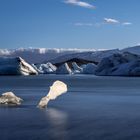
[0,75,140,140]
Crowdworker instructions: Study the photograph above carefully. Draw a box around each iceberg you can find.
[71,62,83,74]
[55,63,73,74]
[0,92,23,105]
[82,63,97,74]
[95,52,140,76]
[38,81,67,108]
[32,62,57,74]
[0,57,38,75]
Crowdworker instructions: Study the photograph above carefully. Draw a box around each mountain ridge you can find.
[0,46,140,64]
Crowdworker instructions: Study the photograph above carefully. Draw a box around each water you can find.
[0,75,140,140]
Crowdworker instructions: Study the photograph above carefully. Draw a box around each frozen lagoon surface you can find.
[0,75,140,140]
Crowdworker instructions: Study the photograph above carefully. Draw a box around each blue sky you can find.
[0,0,140,49]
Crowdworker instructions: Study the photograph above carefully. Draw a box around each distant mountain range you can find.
[1,45,140,76]
[0,48,95,63]
[0,45,140,64]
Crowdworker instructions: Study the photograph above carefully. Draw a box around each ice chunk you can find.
[38,81,67,108]
[0,92,23,105]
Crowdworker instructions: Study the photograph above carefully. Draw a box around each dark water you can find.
[0,75,140,140]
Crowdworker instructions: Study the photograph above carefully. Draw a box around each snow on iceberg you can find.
[71,62,83,74]
[55,63,73,74]
[0,57,38,75]
[32,62,57,74]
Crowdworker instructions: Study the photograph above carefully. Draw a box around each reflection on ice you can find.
[46,108,69,140]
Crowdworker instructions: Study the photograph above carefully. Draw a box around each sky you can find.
[0,0,140,49]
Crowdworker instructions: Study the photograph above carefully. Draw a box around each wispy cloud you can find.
[103,18,132,26]
[122,22,132,26]
[104,18,120,24]
[64,0,95,9]
[74,22,93,26]
[73,19,132,28]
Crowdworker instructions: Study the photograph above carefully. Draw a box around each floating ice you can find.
[38,81,67,108]
[0,92,23,105]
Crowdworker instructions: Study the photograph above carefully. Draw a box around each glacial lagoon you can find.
[0,75,140,140]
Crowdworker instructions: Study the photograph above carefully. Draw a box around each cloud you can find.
[74,22,93,26]
[122,22,132,25]
[73,19,132,28]
[104,18,120,24]
[103,18,132,26]
[64,0,95,9]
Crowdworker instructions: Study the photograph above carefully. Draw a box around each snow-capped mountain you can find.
[48,49,120,65]
[0,47,121,64]
[0,48,95,64]
[0,45,140,67]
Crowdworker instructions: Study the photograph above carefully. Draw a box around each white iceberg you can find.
[0,92,23,105]
[38,81,67,108]
[32,62,57,74]
[0,57,38,75]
